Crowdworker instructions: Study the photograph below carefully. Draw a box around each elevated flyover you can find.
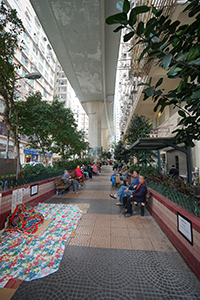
[30,0,120,151]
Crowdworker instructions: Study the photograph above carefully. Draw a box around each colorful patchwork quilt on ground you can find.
[0,203,82,283]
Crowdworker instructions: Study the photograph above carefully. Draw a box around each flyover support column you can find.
[87,101,104,154]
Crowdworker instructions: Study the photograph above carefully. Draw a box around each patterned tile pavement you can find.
[11,166,200,299]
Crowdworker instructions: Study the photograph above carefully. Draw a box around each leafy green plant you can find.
[129,165,159,176]
[106,0,200,147]
[146,173,200,198]
[124,114,154,166]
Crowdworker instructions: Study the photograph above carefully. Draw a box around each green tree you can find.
[106,0,200,147]
[49,99,80,158]
[114,140,129,163]
[124,114,154,166]
[16,92,53,154]
[16,93,88,160]
[0,1,24,164]
[124,114,153,144]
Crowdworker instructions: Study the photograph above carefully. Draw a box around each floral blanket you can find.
[0,203,82,283]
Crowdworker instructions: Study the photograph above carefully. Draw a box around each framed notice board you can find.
[177,212,193,245]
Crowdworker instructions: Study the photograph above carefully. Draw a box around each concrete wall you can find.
[147,187,200,281]
[0,177,58,229]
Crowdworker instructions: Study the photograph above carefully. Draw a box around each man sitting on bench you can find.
[62,170,83,194]
[109,170,139,205]
[124,175,147,217]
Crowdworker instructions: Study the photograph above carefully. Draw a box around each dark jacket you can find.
[169,168,179,177]
[132,183,147,203]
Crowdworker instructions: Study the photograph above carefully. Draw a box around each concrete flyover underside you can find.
[30,0,120,150]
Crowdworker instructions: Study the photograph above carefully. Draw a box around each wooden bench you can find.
[132,191,151,216]
[120,191,151,217]
[54,178,72,196]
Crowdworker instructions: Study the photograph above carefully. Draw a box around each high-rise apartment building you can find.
[0,0,88,163]
[6,0,56,101]
[54,61,89,142]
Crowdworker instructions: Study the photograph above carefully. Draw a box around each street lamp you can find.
[5,72,41,179]
[15,72,41,81]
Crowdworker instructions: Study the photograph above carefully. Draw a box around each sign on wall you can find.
[12,189,23,213]
[177,212,193,245]
[30,184,38,196]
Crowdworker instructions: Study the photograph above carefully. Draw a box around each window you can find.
[22,43,29,56]
[29,79,34,87]
[23,19,31,35]
[45,62,49,70]
[38,63,43,73]
[59,87,66,92]
[50,78,53,86]
[45,71,48,80]
[33,44,38,55]
[30,66,35,73]
[33,34,39,44]
[21,54,28,67]
[40,43,45,54]
[60,94,66,100]
[25,8,31,21]
[39,54,44,64]
[22,69,26,77]
[38,77,43,84]
[24,32,30,44]
[44,81,47,90]
[12,0,21,17]
[43,91,47,98]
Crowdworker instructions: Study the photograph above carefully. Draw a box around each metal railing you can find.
[0,171,64,191]
[146,180,200,218]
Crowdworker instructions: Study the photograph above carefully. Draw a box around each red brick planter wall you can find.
[147,187,200,281]
[0,177,59,230]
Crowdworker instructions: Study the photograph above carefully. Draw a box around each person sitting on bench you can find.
[113,162,118,171]
[75,165,84,180]
[109,170,139,205]
[124,175,147,217]
[62,170,82,194]
[110,166,129,185]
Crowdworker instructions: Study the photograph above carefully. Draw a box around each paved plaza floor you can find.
[11,166,200,299]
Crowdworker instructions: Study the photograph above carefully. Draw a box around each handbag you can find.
[115,176,121,184]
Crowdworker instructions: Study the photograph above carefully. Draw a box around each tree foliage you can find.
[114,139,129,163]
[16,92,89,159]
[124,114,153,144]
[106,0,200,147]
[124,114,154,166]
[0,1,24,160]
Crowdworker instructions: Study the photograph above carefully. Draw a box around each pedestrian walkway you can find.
[11,166,200,300]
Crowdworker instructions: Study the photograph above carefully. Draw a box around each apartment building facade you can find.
[0,0,88,165]
[54,61,89,142]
